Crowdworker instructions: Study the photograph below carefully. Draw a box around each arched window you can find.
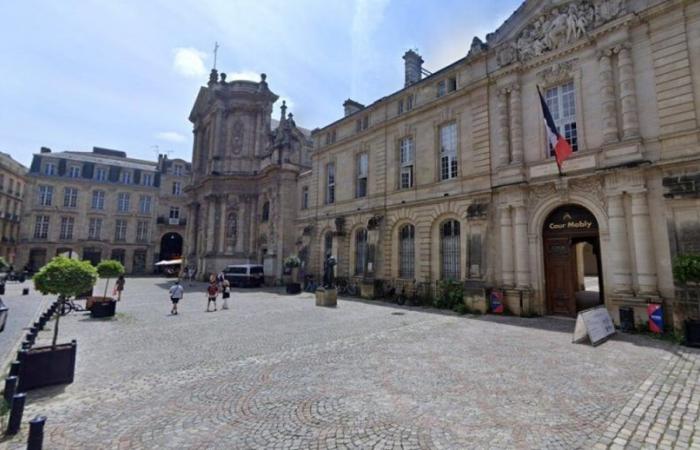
[261,201,270,222]
[355,228,368,276]
[226,211,238,248]
[441,220,460,280]
[399,224,415,279]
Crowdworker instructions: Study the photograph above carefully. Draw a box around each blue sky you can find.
[0,0,522,167]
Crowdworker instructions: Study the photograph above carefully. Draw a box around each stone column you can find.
[497,90,510,167]
[617,45,640,140]
[514,206,529,288]
[630,191,657,294]
[598,50,619,143]
[606,193,632,293]
[509,85,523,165]
[205,199,215,253]
[500,206,514,286]
[218,199,227,253]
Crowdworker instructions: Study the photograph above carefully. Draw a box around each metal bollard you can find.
[3,376,17,404]
[27,415,46,450]
[6,392,26,435]
[22,288,29,296]
[21,341,31,350]
[9,360,20,377]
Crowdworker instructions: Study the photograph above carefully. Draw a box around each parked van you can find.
[223,264,264,287]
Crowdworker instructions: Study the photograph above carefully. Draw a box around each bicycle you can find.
[58,297,86,316]
[336,278,359,297]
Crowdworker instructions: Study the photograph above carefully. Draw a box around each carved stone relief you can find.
[229,119,244,155]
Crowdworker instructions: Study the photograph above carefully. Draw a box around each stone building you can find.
[155,155,191,264]
[0,152,27,264]
[18,147,190,273]
[184,71,312,281]
[185,0,700,328]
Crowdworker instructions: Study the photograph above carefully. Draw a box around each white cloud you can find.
[172,47,208,78]
[155,131,186,143]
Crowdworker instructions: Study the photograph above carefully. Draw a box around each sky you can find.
[0,0,522,167]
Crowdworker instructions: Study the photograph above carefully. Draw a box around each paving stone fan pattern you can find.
[2,278,698,449]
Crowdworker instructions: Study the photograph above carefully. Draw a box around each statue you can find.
[322,252,336,288]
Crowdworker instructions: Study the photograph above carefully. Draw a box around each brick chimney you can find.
[343,99,365,117]
[403,50,424,87]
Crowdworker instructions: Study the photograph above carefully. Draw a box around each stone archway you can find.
[160,232,183,261]
[542,204,603,317]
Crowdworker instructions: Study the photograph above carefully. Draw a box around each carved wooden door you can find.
[544,236,576,316]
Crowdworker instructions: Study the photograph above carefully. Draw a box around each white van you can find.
[223,264,264,287]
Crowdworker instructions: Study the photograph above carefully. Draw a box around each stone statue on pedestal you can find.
[323,253,336,288]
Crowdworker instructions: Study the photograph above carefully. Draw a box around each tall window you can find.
[34,215,50,239]
[441,220,461,280]
[545,81,578,154]
[59,217,74,240]
[261,201,270,222]
[38,185,53,206]
[68,166,80,178]
[139,195,152,214]
[114,219,127,241]
[173,164,183,176]
[88,218,102,239]
[136,220,149,242]
[142,173,153,186]
[399,224,415,279]
[121,171,132,184]
[169,206,180,219]
[439,122,458,180]
[117,193,130,212]
[95,168,107,181]
[301,186,309,210]
[63,187,78,208]
[91,190,105,210]
[356,153,368,198]
[437,77,457,97]
[44,162,56,176]
[354,228,368,275]
[324,231,333,257]
[400,137,414,189]
[172,181,182,196]
[326,163,335,204]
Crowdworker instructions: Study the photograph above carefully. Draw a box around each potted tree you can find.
[284,255,301,294]
[23,256,97,390]
[673,254,700,347]
[88,259,124,318]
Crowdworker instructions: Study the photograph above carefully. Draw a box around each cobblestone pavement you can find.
[1,277,698,449]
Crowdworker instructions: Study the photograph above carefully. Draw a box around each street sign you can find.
[573,305,616,346]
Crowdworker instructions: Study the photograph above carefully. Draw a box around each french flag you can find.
[538,87,573,173]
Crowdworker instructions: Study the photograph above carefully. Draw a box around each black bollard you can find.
[6,392,26,435]
[9,360,20,377]
[21,341,31,350]
[22,288,29,296]
[3,376,17,404]
[27,415,46,450]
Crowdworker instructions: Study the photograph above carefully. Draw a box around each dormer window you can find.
[356,115,369,133]
[95,167,107,181]
[437,77,457,97]
[121,170,132,184]
[44,162,56,176]
[68,166,81,178]
[397,94,414,115]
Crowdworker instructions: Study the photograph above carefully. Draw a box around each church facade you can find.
[186,0,700,328]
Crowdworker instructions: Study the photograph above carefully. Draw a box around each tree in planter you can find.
[33,256,98,347]
[96,260,125,300]
[284,255,301,282]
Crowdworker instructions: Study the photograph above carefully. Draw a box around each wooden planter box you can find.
[286,283,301,294]
[17,340,77,391]
[90,298,116,318]
[686,319,700,348]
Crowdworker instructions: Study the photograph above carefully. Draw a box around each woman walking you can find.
[114,274,126,301]
[169,279,184,315]
[221,278,231,310]
[206,280,219,312]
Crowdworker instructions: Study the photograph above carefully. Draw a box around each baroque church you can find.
[185,0,700,329]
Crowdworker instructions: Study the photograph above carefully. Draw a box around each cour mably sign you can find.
[544,205,598,234]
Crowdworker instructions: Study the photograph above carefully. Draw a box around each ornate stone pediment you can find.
[494,0,626,67]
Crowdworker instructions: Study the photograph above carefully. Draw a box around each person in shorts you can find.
[169,280,184,315]
[206,281,219,312]
[221,278,230,310]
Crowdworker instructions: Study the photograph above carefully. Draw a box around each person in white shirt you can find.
[169,280,184,315]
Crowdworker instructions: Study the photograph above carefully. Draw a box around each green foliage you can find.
[673,254,700,284]
[453,303,469,315]
[284,255,301,268]
[433,280,465,310]
[96,260,125,278]
[33,256,98,298]
[0,256,8,271]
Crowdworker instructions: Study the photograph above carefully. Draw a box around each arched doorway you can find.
[543,204,603,317]
[160,232,183,261]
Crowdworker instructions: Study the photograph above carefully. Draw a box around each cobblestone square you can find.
[2,277,699,449]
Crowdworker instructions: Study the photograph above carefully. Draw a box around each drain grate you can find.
[391,312,405,316]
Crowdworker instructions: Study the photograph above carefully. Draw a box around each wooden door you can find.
[544,237,576,316]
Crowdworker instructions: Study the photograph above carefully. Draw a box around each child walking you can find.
[206,281,219,312]
[221,279,230,310]
[169,279,184,315]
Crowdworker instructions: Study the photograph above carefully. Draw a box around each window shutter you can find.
[82,163,94,179]
[57,159,67,176]
[30,156,42,173]
[133,169,141,185]
[108,166,120,182]
[154,172,161,187]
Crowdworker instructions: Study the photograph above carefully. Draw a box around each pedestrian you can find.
[169,279,184,315]
[222,278,230,310]
[217,271,225,289]
[206,280,218,312]
[114,274,125,301]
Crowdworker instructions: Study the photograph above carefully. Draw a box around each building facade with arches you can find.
[291,0,700,327]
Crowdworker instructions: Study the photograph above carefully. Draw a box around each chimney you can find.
[40,146,51,154]
[343,99,365,117]
[403,50,424,87]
